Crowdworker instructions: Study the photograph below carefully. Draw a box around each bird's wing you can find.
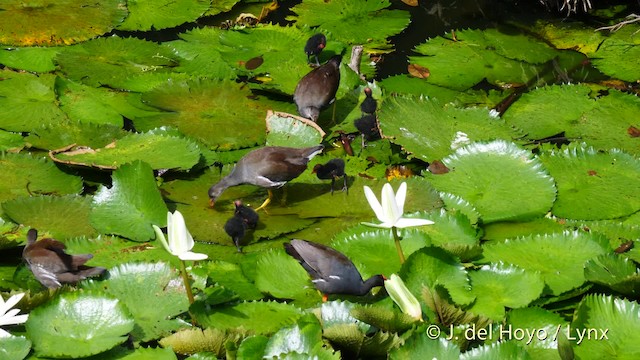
[288,240,362,282]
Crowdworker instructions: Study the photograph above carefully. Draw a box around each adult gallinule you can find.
[234,200,259,229]
[354,114,381,148]
[284,239,385,302]
[224,215,247,252]
[305,33,326,66]
[208,145,324,210]
[293,55,341,122]
[312,158,348,194]
[360,87,377,115]
[22,229,106,289]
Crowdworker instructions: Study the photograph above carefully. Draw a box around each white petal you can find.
[361,221,393,229]
[0,313,28,326]
[153,225,173,255]
[178,252,208,261]
[170,210,192,254]
[0,293,24,317]
[381,183,401,223]
[395,182,407,215]
[363,186,385,222]
[394,217,435,228]
[0,329,10,338]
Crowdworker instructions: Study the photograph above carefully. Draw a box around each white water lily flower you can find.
[0,293,28,337]
[385,274,422,321]
[362,182,434,228]
[153,210,208,261]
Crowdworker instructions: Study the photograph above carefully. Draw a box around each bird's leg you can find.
[342,174,349,194]
[331,101,337,125]
[280,186,288,206]
[315,55,320,67]
[322,293,329,302]
[254,189,273,212]
[330,177,336,195]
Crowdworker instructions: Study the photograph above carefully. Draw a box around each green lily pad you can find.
[400,247,474,306]
[424,140,557,223]
[482,231,610,295]
[255,249,320,303]
[410,28,557,90]
[467,263,545,320]
[0,46,59,73]
[92,346,179,359]
[288,0,411,52]
[0,70,68,132]
[166,28,237,80]
[26,290,134,358]
[159,327,243,357]
[27,121,128,151]
[265,111,325,148]
[351,303,417,333]
[0,335,31,360]
[379,75,461,102]
[584,254,640,296]
[414,209,481,261]
[201,261,263,301]
[503,307,567,359]
[503,84,640,155]
[390,333,460,360]
[263,314,326,358]
[192,300,303,335]
[55,36,180,91]
[136,79,269,150]
[2,195,96,240]
[572,294,640,359]
[0,153,83,204]
[90,161,168,241]
[117,0,210,31]
[332,228,431,279]
[83,262,190,342]
[50,132,201,171]
[379,96,519,161]
[589,25,640,82]
[0,130,24,152]
[540,144,640,220]
[0,0,127,46]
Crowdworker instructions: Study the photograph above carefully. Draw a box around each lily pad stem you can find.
[178,260,195,304]
[392,226,405,264]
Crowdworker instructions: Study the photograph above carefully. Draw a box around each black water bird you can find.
[312,158,347,194]
[293,55,341,122]
[304,33,326,66]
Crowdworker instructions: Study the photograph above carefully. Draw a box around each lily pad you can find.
[414,209,481,261]
[201,261,263,301]
[460,341,531,359]
[0,70,68,132]
[2,195,96,240]
[572,294,640,359]
[410,28,557,90]
[584,254,640,296]
[0,335,31,360]
[166,27,237,80]
[467,263,545,320]
[159,327,243,357]
[255,249,320,303]
[379,96,519,161]
[503,84,640,155]
[136,79,269,150]
[503,307,567,359]
[27,121,128,151]
[424,140,557,223]
[192,300,303,335]
[0,46,59,73]
[400,247,474,306]
[50,132,201,171]
[0,0,127,46]
[288,0,411,52]
[117,0,210,31]
[83,262,190,342]
[265,111,325,148]
[539,144,640,220]
[0,130,24,152]
[482,231,610,295]
[0,153,83,204]
[55,36,180,91]
[90,161,168,241]
[26,290,134,358]
[390,335,460,360]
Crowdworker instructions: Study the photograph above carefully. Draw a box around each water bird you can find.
[293,55,341,122]
[224,215,247,252]
[312,158,348,194]
[22,229,106,289]
[360,87,377,115]
[354,114,381,148]
[234,200,259,229]
[304,33,326,66]
[284,239,385,302]
[208,145,324,211]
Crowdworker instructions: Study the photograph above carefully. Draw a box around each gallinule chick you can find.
[354,114,381,148]
[293,55,342,122]
[224,215,247,252]
[312,158,348,194]
[304,33,326,66]
[234,200,259,229]
[208,145,324,211]
[360,87,377,115]
[284,239,385,302]
[22,229,106,289]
